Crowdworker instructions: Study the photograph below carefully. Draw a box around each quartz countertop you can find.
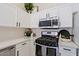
[59,40,79,48]
[0,36,38,50]
[0,38,29,50]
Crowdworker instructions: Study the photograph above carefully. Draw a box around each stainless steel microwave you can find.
[39,17,60,28]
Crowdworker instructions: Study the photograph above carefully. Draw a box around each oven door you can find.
[35,43,59,56]
[46,46,59,56]
[36,44,42,56]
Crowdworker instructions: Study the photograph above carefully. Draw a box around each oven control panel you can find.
[41,31,58,37]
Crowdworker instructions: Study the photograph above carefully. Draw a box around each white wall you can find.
[0,27,25,42]
[12,3,69,12]
[31,28,73,40]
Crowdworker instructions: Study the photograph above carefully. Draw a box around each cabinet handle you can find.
[22,43,27,45]
[19,22,20,27]
[16,22,18,27]
[59,22,61,26]
[63,48,71,51]
[17,51,19,56]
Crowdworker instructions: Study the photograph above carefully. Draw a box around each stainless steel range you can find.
[35,31,59,56]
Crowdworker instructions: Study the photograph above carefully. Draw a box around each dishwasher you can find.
[0,46,16,56]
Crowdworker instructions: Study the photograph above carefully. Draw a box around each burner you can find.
[35,36,58,47]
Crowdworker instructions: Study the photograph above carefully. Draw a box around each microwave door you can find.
[39,20,51,27]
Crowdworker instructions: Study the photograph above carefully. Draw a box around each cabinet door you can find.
[39,10,47,20]
[17,8,30,28]
[0,4,17,27]
[30,12,39,28]
[59,45,77,56]
[29,41,35,56]
[46,7,58,17]
[58,5,72,27]
[16,41,29,56]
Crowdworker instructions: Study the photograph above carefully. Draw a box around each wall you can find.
[12,3,69,12]
[31,28,73,39]
[0,27,25,42]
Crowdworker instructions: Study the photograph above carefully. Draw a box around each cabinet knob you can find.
[19,22,20,27]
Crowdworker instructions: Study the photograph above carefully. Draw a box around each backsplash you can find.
[0,27,25,42]
[31,28,73,39]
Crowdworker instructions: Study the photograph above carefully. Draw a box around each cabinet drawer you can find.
[59,46,77,56]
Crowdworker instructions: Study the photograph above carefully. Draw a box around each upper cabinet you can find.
[30,8,58,28]
[30,5,73,28]
[46,7,58,17]
[58,5,72,28]
[0,3,30,28]
[0,4,75,28]
[17,8,30,28]
[0,4,17,27]
[38,10,46,19]
[30,12,39,28]
[38,7,58,20]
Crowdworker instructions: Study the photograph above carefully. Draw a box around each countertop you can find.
[0,37,31,50]
[0,36,38,50]
[59,40,79,48]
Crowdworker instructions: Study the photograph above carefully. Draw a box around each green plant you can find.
[25,28,32,37]
[24,3,34,14]
[60,30,70,39]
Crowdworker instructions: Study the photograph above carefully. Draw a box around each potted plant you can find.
[24,28,32,37]
[24,3,34,14]
[59,30,71,42]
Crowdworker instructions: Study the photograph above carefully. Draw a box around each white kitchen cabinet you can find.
[59,45,77,56]
[0,4,17,27]
[30,8,58,28]
[30,12,39,28]
[0,3,30,28]
[58,5,72,28]
[16,41,29,56]
[16,39,36,56]
[46,7,58,17]
[38,8,58,20]
[17,8,30,28]
[29,40,35,56]
[38,10,47,20]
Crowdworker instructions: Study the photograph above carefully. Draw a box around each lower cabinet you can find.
[29,41,35,56]
[59,45,78,56]
[16,40,35,56]
[16,41,29,56]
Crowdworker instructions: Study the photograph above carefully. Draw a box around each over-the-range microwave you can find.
[39,16,60,29]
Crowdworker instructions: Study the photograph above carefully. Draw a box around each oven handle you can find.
[35,43,58,49]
